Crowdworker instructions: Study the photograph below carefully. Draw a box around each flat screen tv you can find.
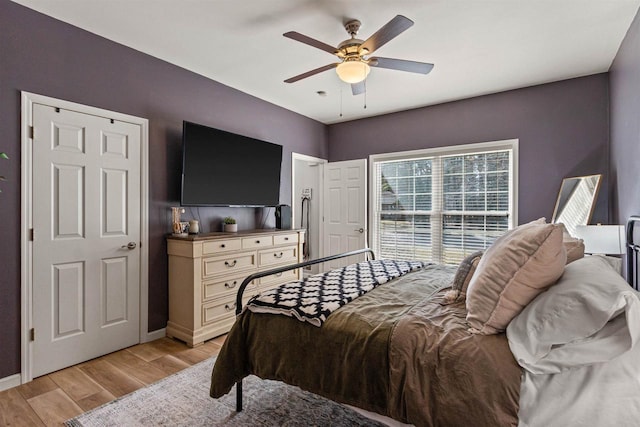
[181,121,283,207]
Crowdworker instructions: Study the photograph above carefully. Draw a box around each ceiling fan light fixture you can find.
[336,60,370,84]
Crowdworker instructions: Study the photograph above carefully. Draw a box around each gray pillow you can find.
[443,251,483,303]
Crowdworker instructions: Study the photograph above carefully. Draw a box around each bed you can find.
[210,217,640,426]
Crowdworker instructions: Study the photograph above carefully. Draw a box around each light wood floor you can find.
[0,336,225,427]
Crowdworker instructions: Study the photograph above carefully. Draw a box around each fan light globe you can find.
[336,60,370,84]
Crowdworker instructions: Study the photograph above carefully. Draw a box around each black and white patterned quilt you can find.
[246,259,426,327]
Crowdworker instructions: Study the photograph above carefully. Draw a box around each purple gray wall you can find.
[610,8,640,224]
[328,75,611,225]
[0,0,327,379]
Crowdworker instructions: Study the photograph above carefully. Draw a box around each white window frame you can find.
[369,139,519,263]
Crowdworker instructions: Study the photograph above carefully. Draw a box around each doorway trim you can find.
[20,92,150,383]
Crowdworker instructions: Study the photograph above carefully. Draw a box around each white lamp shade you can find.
[336,61,370,84]
[574,225,626,255]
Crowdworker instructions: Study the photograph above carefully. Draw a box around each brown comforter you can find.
[210,264,521,427]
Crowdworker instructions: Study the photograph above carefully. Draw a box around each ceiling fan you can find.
[283,15,434,95]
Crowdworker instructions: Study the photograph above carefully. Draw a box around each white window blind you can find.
[371,141,517,265]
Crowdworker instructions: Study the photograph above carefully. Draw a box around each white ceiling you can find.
[12,0,640,124]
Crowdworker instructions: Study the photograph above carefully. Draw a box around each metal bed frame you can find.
[233,247,376,412]
[627,215,640,290]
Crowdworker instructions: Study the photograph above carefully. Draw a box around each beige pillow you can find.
[557,223,585,264]
[466,218,567,334]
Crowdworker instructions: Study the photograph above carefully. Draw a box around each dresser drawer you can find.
[202,252,256,279]
[202,238,242,255]
[201,297,236,326]
[202,294,254,326]
[274,233,298,246]
[260,268,299,288]
[242,236,273,249]
[202,275,258,302]
[258,246,298,267]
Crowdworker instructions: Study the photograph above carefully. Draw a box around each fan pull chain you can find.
[340,87,343,118]
[364,79,367,110]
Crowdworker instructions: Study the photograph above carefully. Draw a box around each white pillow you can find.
[506,255,640,374]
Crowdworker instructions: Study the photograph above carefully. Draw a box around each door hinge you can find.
[29,126,34,139]
[30,328,35,341]
[29,228,34,241]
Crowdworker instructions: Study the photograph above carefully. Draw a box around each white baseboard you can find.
[0,373,21,392]
[144,327,167,343]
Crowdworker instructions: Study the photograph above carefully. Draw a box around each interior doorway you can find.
[292,154,368,274]
[292,153,327,276]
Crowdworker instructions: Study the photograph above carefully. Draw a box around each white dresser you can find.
[166,229,305,346]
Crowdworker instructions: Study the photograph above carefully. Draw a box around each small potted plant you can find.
[223,216,237,232]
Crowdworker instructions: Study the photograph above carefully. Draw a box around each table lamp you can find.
[574,225,625,255]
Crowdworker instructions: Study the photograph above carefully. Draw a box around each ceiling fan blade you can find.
[369,57,434,74]
[351,81,366,95]
[359,15,414,55]
[283,31,338,55]
[284,63,339,83]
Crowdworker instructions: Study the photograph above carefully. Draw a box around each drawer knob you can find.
[221,244,226,248]
[224,260,237,267]
[224,281,237,289]
[284,237,289,241]
[224,303,236,311]
[256,240,260,244]
[275,272,282,277]
[274,252,284,259]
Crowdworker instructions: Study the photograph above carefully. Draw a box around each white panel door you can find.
[322,159,367,270]
[32,103,141,377]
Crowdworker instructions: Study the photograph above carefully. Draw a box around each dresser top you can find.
[167,228,305,242]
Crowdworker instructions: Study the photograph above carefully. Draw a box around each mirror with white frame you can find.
[551,174,602,236]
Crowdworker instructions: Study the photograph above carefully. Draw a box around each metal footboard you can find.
[233,247,375,412]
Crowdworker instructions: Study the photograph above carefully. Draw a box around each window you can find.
[370,140,518,264]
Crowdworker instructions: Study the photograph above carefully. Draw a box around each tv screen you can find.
[181,121,283,207]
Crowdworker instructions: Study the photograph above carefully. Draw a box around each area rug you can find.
[65,357,386,426]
